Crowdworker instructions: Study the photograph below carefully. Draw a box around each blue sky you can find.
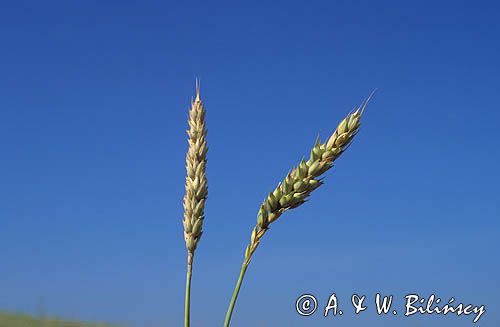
[1,1,499,326]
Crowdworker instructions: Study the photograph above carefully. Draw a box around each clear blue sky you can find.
[1,1,499,326]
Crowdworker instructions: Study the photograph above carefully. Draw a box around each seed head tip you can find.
[195,78,201,102]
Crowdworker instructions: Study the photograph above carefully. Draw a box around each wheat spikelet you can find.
[242,95,372,266]
[183,80,208,264]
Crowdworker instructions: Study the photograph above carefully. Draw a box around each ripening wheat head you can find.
[243,94,373,265]
[183,81,208,261]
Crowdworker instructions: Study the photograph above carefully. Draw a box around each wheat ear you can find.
[182,80,208,327]
[224,94,373,326]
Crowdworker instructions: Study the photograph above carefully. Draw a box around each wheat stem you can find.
[185,253,193,327]
[224,263,248,327]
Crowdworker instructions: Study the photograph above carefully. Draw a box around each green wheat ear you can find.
[224,92,374,326]
[246,93,372,263]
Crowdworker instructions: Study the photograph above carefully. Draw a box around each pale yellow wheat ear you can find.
[182,79,208,327]
[224,93,374,326]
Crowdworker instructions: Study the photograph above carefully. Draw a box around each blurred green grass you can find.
[0,311,117,327]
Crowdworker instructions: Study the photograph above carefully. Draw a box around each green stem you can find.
[185,253,194,327]
[224,262,249,327]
